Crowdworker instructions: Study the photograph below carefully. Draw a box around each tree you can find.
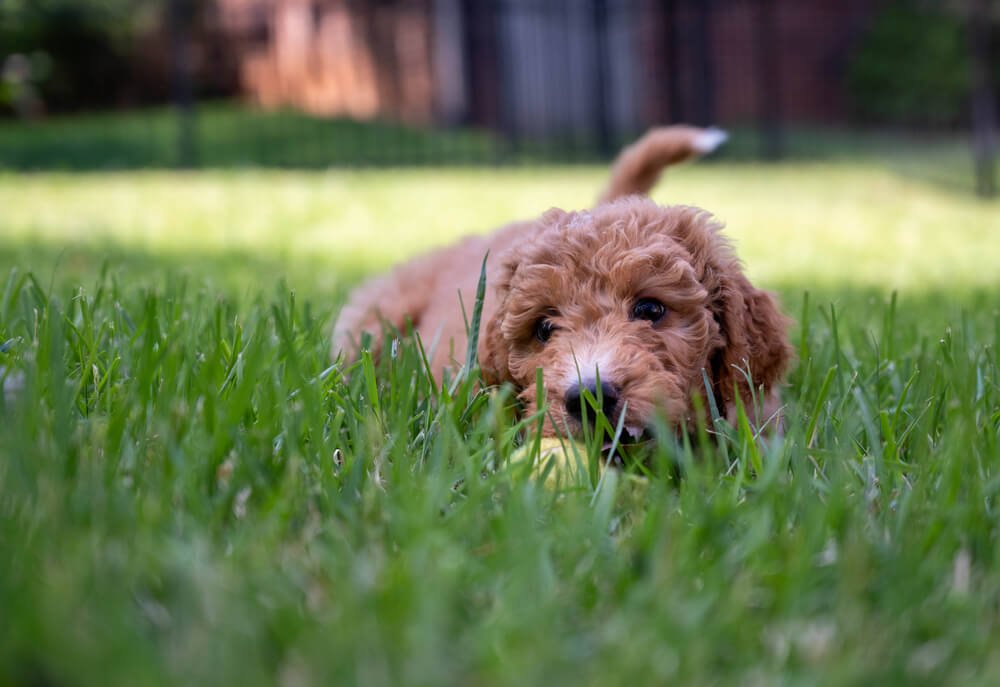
[0,0,166,113]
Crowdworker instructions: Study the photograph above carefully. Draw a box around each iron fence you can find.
[165,0,874,165]
[0,0,995,194]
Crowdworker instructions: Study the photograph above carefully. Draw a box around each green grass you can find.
[0,103,497,169]
[2,158,1000,686]
[1,101,993,191]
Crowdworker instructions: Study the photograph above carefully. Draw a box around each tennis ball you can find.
[512,438,597,486]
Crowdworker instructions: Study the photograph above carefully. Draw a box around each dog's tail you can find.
[597,125,727,204]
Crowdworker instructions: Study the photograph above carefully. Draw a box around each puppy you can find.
[333,126,792,439]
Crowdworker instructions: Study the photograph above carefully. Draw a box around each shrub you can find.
[0,0,162,114]
[848,1,973,126]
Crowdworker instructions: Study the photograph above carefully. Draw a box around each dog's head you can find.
[479,197,792,439]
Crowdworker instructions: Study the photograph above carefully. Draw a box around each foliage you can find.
[847,0,980,126]
[0,0,163,114]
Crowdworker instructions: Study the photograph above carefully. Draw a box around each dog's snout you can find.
[565,380,620,423]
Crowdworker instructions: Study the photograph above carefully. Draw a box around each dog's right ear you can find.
[478,310,511,386]
[478,209,568,387]
[477,249,522,387]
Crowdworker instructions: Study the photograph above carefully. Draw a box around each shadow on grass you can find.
[4,235,997,339]
[0,237,369,308]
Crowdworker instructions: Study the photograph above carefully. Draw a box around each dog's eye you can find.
[631,298,667,323]
[534,318,556,343]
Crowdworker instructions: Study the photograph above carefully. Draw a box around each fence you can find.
[0,0,996,195]
[168,0,875,165]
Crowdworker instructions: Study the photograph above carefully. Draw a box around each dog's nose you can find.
[564,380,621,423]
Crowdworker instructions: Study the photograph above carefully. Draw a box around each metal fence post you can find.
[459,0,479,128]
[755,0,784,159]
[690,0,715,126]
[169,0,197,168]
[493,0,520,163]
[968,0,996,198]
[662,0,684,124]
[591,0,612,156]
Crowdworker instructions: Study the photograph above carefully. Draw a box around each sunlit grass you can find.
[1,161,996,294]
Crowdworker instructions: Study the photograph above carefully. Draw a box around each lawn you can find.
[2,151,1000,685]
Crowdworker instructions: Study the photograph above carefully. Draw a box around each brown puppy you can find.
[333,126,792,438]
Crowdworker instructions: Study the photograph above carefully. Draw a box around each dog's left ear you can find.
[707,265,793,418]
[664,206,792,418]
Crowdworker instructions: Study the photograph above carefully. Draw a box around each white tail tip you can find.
[692,127,728,154]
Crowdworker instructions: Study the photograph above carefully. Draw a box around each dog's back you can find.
[332,125,727,372]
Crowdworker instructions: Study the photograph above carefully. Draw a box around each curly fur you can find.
[333,126,792,437]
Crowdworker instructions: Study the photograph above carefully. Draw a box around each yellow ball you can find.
[511,438,597,486]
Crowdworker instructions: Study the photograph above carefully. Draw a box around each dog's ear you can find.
[477,252,519,387]
[662,206,792,418]
[477,209,569,387]
[707,267,792,418]
[479,310,511,386]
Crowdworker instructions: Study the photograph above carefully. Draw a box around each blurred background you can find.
[0,0,998,304]
[0,0,996,195]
